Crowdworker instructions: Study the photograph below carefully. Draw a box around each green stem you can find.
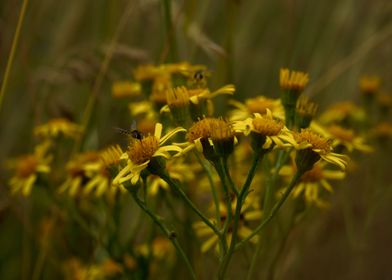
[194,152,221,227]
[0,0,30,111]
[160,173,222,238]
[218,153,262,279]
[246,156,274,280]
[162,0,177,62]
[223,158,239,196]
[130,191,196,280]
[213,159,233,252]
[235,170,303,251]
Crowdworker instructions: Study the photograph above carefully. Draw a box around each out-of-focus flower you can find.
[326,124,373,153]
[63,258,123,280]
[112,81,141,98]
[280,162,345,207]
[228,96,284,121]
[8,141,52,196]
[193,195,262,253]
[296,96,318,129]
[58,152,101,196]
[34,118,82,139]
[359,75,380,96]
[146,158,197,196]
[319,101,365,125]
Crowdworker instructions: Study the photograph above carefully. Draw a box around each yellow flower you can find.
[280,68,309,92]
[146,158,197,196]
[186,118,236,160]
[359,75,380,95]
[136,236,175,260]
[293,128,348,170]
[34,118,82,139]
[233,109,296,150]
[280,162,345,208]
[370,122,392,141]
[8,141,52,196]
[193,195,262,253]
[113,123,185,185]
[129,101,157,119]
[228,96,285,121]
[319,101,365,125]
[112,81,141,98]
[63,258,122,280]
[58,152,101,196]
[326,124,373,153]
[160,85,235,113]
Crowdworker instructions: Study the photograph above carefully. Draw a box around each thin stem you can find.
[235,170,303,251]
[130,191,196,280]
[0,0,30,111]
[213,159,232,248]
[218,153,262,279]
[223,158,239,196]
[194,152,221,227]
[247,157,273,280]
[161,0,177,62]
[160,173,222,238]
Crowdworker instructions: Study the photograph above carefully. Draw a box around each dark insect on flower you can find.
[193,70,205,82]
[114,120,143,141]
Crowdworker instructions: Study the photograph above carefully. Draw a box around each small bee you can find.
[188,69,210,89]
[193,70,205,83]
[114,120,143,142]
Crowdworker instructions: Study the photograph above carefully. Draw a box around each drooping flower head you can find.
[161,85,235,121]
[293,128,347,172]
[186,118,236,161]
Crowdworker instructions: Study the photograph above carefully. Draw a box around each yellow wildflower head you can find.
[359,75,380,95]
[8,141,52,196]
[296,96,318,129]
[327,125,372,153]
[113,123,185,186]
[187,118,235,161]
[112,81,141,98]
[280,68,309,128]
[233,110,295,153]
[280,68,309,92]
[294,128,347,171]
[100,145,123,168]
[34,118,82,139]
[294,129,332,154]
[252,115,284,136]
[165,86,191,125]
[166,86,189,108]
[128,136,160,165]
[370,122,392,142]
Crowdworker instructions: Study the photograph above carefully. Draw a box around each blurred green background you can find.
[1,0,392,279]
